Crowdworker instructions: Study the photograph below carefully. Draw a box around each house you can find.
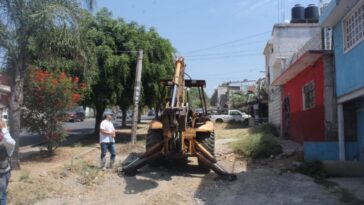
[216,84,241,110]
[272,31,337,145]
[264,5,322,136]
[317,0,364,161]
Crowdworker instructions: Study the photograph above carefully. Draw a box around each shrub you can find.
[23,68,87,155]
[233,133,282,159]
[249,123,279,137]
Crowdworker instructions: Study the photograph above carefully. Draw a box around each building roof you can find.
[320,0,360,27]
[271,23,321,35]
[272,50,323,86]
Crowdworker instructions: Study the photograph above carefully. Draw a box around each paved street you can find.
[19,118,95,147]
[19,115,154,147]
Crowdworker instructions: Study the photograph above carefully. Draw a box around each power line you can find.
[184,49,262,58]
[183,31,270,55]
[186,53,262,61]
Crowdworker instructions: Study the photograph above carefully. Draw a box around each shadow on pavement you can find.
[118,152,213,194]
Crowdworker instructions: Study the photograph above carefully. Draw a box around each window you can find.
[230,111,241,116]
[343,1,364,52]
[303,82,315,110]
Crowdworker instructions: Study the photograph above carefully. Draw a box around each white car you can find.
[210,110,251,123]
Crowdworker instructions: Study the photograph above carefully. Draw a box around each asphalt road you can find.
[19,115,154,147]
[19,118,96,147]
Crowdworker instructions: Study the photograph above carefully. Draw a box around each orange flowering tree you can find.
[23,68,87,154]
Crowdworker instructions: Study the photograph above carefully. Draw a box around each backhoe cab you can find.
[122,57,236,181]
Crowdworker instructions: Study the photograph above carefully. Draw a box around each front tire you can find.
[146,129,163,166]
[215,119,223,123]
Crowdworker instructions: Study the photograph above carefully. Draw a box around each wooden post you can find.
[131,50,143,145]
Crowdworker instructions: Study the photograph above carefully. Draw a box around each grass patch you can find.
[65,159,99,186]
[18,171,31,183]
[233,132,282,159]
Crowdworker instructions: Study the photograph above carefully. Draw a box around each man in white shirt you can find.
[99,111,116,170]
[0,119,15,205]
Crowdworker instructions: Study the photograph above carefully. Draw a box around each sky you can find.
[96,0,321,95]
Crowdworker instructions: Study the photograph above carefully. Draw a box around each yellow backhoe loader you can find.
[122,57,236,180]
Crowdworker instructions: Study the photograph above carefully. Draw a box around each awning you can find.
[272,50,323,86]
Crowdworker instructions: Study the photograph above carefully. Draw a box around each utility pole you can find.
[131,49,143,145]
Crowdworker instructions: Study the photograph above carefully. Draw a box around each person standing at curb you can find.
[0,119,15,205]
[99,111,116,170]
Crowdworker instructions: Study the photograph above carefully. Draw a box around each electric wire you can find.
[183,31,270,55]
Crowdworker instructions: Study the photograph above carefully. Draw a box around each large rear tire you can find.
[196,131,215,172]
[215,119,223,123]
[146,129,163,167]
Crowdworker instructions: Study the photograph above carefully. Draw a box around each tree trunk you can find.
[155,104,161,118]
[138,107,142,123]
[121,108,127,128]
[47,135,53,156]
[9,65,25,170]
[94,104,105,136]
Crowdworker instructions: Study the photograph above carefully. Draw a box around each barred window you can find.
[303,82,315,110]
[343,1,364,52]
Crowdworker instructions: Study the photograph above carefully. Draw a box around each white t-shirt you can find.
[99,119,115,143]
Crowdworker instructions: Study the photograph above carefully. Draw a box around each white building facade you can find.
[264,23,321,135]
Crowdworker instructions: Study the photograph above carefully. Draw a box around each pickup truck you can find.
[210,110,251,123]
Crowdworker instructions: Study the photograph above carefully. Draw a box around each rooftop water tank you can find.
[305,4,319,23]
[291,4,305,23]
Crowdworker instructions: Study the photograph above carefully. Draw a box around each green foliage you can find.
[233,123,281,158]
[233,132,282,159]
[210,89,218,106]
[82,8,175,128]
[230,92,247,108]
[249,123,279,137]
[187,88,209,109]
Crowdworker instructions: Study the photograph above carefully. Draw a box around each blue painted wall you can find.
[320,0,339,23]
[304,142,359,161]
[333,21,364,97]
[358,98,364,160]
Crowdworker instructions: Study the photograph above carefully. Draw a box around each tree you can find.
[210,89,218,107]
[81,9,131,133]
[83,9,175,130]
[22,68,85,155]
[186,87,209,109]
[231,92,248,108]
[0,0,95,169]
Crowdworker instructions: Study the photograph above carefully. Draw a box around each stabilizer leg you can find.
[196,152,237,181]
[122,141,164,175]
[122,151,162,175]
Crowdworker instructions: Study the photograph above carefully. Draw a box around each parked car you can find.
[114,110,132,121]
[195,108,204,114]
[147,109,155,116]
[210,109,251,123]
[65,106,85,122]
